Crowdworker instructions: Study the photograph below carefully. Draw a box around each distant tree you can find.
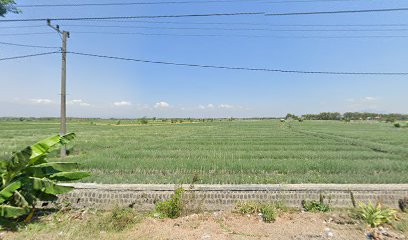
[0,0,19,17]
[285,113,299,120]
[140,118,148,124]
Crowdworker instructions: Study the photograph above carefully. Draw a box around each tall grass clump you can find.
[235,201,281,223]
[155,187,185,218]
[354,202,397,228]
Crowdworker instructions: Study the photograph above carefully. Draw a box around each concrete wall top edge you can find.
[63,183,408,192]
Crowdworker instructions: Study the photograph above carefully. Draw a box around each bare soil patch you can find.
[126,211,364,240]
[3,210,407,240]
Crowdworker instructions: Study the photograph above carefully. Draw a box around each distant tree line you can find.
[2,113,407,122]
[285,112,408,121]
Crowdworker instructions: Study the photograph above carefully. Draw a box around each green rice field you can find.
[0,119,407,184]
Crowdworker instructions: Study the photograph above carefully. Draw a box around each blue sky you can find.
[0,0,407,118]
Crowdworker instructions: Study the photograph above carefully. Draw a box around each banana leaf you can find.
[0,205,30,218]
[49,172,90,181]
[28,135,62,165]
[30,177,73,195]
[13,190,29,208]
[31,162,79,171]
[0,181,21,204]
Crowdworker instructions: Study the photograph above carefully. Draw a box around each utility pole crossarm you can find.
[47,19,70,159]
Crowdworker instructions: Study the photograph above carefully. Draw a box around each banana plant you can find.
[0,133,89,222]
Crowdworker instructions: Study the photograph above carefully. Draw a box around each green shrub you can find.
[355,202,397,227]
[236,201,261,214]
[100,207,142,232]
[394,122,401,128]
[260,204,277,223]
[139,118,148,124]
[155,187,185,218]
[302,200,330,212]
[235,201,279,223]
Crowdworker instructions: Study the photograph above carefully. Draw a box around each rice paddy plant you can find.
[0,119,407,184]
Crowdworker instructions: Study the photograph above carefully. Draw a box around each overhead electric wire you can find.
[15,0,401,8]
[3,7,408,23]
[17,0,264,8]
[1,50,406,75]
[0,12,265,23]
[0,41,59,49]
[67,31,408,38]
[67,51,408,75]
[62,24,408,32]
[266,7,408,16]
[82,19,408,27]
[71,20,408,27]
[4,30,408,38]
[0,51,59,61]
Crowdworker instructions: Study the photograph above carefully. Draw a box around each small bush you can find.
[302,200,330,212]
[399,197,408,212]
[236,201,261,214]
[100,207,142,232]
[260,204,277,223]
[235,201,279,223]
[155,187,185,218]
[394,122,401,128]
[140,118,148,124]
[355,202,397,228]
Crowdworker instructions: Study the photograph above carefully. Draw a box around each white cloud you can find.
[154,101,170,109]
[29,99,53,105]
[363,96,376,102]
[197,103,243,110]
[68,99,91,107]
[113,101,132,106]
[219,104,234,109]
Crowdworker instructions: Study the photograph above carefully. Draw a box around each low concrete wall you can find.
[60,184,408,210]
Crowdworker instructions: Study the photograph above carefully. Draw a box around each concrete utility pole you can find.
[47,19,70,158]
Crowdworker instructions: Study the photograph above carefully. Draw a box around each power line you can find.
[0,52,59,61]
[67,51,408,75]
[3,7,408,23]
[62,24,408,32]
[15,0,401,8]
[69,31,408,38]
[0,12,265,23]
[79,19,408,27]
[1,50,407,75]
[17,0,264,8]
[3,21,408,30]
[0,41,59,49]
[4,30,408,38]
[266,7,408,16]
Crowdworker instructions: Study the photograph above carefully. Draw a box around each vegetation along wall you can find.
[60,184,408,210]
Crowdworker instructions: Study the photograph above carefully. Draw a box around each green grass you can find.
[0,119,407,184]
[3,208,145,240]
